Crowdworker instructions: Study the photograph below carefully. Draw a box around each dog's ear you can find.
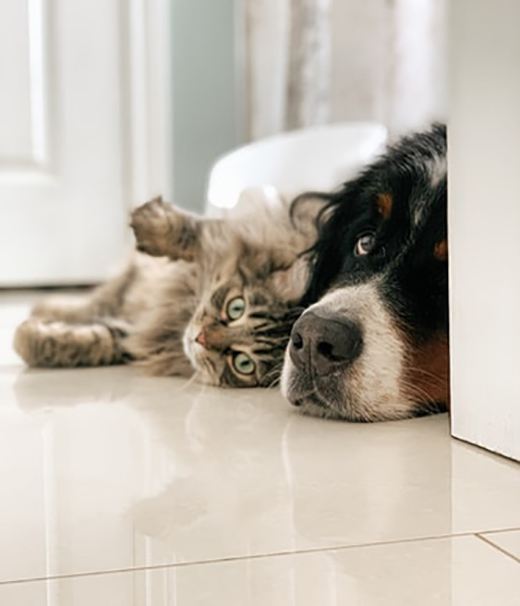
[269,257,309,303]
[130,197,202,262]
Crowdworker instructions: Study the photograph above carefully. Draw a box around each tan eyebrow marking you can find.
[434,239,448,261]
[377,192,393,220]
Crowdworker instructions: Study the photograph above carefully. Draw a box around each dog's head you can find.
[281,124,449,421]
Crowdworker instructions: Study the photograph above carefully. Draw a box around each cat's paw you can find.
[14,319,55,366]
[131,196,174,257]
[130,196,199,261]
[14,319,120,367]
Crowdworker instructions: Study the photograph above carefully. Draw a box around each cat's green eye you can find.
[232,352,256,375]
[226,296,245,321]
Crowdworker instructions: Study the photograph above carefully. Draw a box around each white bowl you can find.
[205,122,387,216]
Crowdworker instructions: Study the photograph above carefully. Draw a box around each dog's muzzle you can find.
[281,282,409,421]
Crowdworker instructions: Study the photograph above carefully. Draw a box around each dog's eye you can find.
[232,352,256,375]
[354,234,376,256]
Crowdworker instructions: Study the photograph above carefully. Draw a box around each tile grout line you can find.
[475,533,520,565]
[2,528,519,587]
[475,526,520,536]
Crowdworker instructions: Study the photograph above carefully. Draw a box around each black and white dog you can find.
[282,124,449,422]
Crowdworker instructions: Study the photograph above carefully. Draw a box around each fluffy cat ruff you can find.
[14,192,321,388]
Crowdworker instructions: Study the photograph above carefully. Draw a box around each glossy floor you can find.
[0,292,519,605]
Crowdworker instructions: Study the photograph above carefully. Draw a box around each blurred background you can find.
[0,0,447,287]
[175,0,446,211]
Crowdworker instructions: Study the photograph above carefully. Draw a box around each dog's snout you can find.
[289,311,363,375]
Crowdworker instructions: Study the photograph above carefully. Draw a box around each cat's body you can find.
[14,191,319,387]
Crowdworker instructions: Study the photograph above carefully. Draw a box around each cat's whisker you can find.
[176,371,199,392]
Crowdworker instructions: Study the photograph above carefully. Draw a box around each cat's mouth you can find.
[183,322,201,359]
[182,325,221,385]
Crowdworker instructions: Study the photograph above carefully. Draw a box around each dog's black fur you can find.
[282,124,449,422]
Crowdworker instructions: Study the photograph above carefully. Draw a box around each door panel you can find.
[0,0,34,161]
[0,0,172,286]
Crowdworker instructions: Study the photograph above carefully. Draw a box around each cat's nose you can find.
[289,310,363,375]
[195,327,230,351]
[195,331,207,347]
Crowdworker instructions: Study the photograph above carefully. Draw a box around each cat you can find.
[14,190,321,388]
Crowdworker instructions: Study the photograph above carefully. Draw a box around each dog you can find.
[281,124,449,422]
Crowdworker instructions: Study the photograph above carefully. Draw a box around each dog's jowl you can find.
[282,124,449,422]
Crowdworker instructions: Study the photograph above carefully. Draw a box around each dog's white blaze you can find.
[413,156,447,226]
[428,154,447,188]
[413,203,426,226]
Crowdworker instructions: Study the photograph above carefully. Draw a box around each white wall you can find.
[171,0,243,212]
[449,0,520,461]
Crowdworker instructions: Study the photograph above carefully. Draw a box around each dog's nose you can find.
[289,310,363,375]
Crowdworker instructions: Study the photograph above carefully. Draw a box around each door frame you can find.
[448,0,520,462]
[124,0,173,208]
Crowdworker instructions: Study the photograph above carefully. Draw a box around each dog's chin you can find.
[284,381,414,423]
[285,385,370,422]
[281,357,417,423]
[289,393,348,421]
[281,354,358,421]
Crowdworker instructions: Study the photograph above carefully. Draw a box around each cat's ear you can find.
[226,186,287,227]
[290,193,331,238]
[270,257,309,303]
[131,196,202,261]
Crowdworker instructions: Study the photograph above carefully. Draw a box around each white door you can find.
[0,0,172,287]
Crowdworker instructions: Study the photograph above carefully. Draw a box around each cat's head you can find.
[183,249,308,387]
[131,189,321,387]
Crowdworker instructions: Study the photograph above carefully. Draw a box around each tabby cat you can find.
[14,191,320,387]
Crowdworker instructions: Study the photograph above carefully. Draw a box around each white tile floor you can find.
[0,292,519,605]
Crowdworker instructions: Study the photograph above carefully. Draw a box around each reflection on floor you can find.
[0,292,519,605]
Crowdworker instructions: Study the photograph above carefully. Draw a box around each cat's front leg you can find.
[130,196,202,262]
